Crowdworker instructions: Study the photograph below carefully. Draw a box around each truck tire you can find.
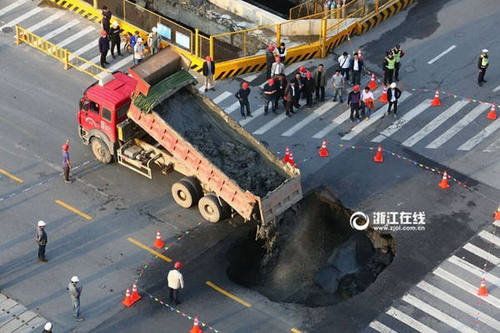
[183,177,203,202]
[91,137,112,164]
[171,180,197,208]
[198,194,222,223]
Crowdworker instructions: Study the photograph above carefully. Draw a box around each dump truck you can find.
[77,47,302,226]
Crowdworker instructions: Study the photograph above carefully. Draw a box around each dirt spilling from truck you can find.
[157,89,286,197]
[227,188,395,306]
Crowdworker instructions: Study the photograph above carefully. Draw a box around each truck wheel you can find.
[91,137,112,164]
[183,177,203,203]
[171,180,197,208]
[198,195,222,223]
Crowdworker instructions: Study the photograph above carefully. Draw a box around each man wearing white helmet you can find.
[35,220,48,262]
[42,321,53,332]
[109,20,122,58]
[478,49,489,86]
[134,37,145,65]
[385,82,402,118]
[148,26,161,55]
[68,276,84,321]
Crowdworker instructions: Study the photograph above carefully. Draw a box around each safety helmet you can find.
[38,220,46,227]
[71,276,79,283]
[62,144,69,151]
[268,45,275,52]
[44,322,52,330]
[152,27,157,33]
[390,82,397,89]
[353,85,360,92]
[482,49,488,53]
[306,71,312,79]
[267,78,275,85]
[101,30,107,36]
[112,21,118,27]
[137,37,143,43]
[174,262,182,269]
[242,82,249,89]
[299,66,306,72]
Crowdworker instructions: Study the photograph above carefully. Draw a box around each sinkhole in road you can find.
[227,188,395,306]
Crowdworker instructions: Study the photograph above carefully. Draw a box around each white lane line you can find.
[57,26,95,48]
[105,54,133,72]
[458,118,500,151]
[493,85,500,93]
[0,0,26,17]
[0,7,42,29]
[281,101,338,137]
[70,42,95,59]
[79,54,100,70]
[448,255,500,287]
[386,307,438,333]
[417,280,500,331]
[495,220,500,228]
[402,100,469,147]
[342,91,411,141]
[463,242,500,265]
[254,113,288,135]
[212,91,232,104]
[427,45,456,65]
[478,230,500,247]
[434,267,500,309]
[225,101,240,114]
[372,99,432,143]
[243,72,259,83]
[368,321,399,333]
[239,106,265,126]
[426,103,489,149]
[25,11,65,32]
[40,19,79,40]
[401,294,476,333]
[483,136,500,152]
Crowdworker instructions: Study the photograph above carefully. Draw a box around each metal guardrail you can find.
[15,25,109,80]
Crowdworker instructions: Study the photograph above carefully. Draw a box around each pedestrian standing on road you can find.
[276,73,287,110]
[167,262,184,305]
[42,322,52,333]
[313,64,326,102]
[98,30,110,68]
[330,69,345,103]
[284,79,298,117]
[109,21,122,59]
[360,86,374,120]
[392,44,405,81]
[148,27,161,55]
[62,139,71,184]
[263,78,278,115]
[270,56,285,78]
[293,73,303,108]
[338,51,351,82]
[35,220,48,262]
[386,82,402,117]
[351,53,363,85]
[129,31,139,59]
[236,82,251,119]
[133,38,145,65]
[277,42,286,63]
[303,71,315,108]
[347,85,361,122]
[68,276,84,322]
[383,50,395,85]
[266,45,275,79]
[202,56,215,92]
[101,6,112,35]
[478,49,489,86]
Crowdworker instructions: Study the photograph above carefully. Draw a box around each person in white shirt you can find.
[360,86,374,119]
[134,38,145,64]
[167,261,184,305]
[337,51,351,81]
[270,56,285,77]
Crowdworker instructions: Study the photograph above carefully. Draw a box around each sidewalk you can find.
[0,292,48,332]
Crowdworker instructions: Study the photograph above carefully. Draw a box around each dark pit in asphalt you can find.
[227,188,395,306]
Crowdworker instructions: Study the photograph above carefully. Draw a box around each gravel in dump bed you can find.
[157,90,286,197]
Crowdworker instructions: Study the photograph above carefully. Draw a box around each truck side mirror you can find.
[79,101,83,110]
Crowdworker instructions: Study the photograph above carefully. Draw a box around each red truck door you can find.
[80,97,102,132]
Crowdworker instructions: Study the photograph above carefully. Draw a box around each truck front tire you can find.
[171,179,198,208]
[198,194,222,223]
[91,137,112,164]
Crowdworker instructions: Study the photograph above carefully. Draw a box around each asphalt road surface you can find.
[0,0,500,332]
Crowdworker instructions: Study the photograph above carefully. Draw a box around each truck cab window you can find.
[90,102,100,114]
[102,108,112,122]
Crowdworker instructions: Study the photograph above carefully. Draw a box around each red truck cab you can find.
[78,72,137,163]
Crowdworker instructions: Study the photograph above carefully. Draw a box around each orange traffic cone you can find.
[288,152,296,167]
[318,140,329,157]
[368,73,378,90]
[431,89,441,106]
[373,146,383,163]
[153,230,165,249]
[494,205,500,221]
[190,317,203,333]
[282,146,290,163]
[131,283,142,303]
[122,288,133,307]
[438,171,450,189]
[380,85,388,103]
[477,278,488,296]
[486,103,497,120]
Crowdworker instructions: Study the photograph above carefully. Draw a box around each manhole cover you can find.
[404,65,416,73]
[2,26,13,33]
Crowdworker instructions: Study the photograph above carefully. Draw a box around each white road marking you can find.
[225,101,240,114]
[281,101,338,137]
[79,54,100,70]
[448,255,500,287]
[427,45,457,65]
[463,242,500,265]
[342,91,411,141]
[386,307,438,333]
[478,230,500,247]
[243,72,259,83]
[105,54,133,72]
[70,42,96,58]
[239,106,265,126]
[458,118,500,151]
[212,91,232,104]
[425,103,489,148]
[401,294,476,333]
[372,99,432,143]
[482,136,500,152]
[369,321,399,333]
[493,85,500,93]
[0,7,42,30]
[494,220,500,228]
[417,280,500,331]
[57,25,95,48]
[40,19,79,40]
[0,0,26,17]
[253,113,288,135]
[25,11,64,32]
[402,100,469,147]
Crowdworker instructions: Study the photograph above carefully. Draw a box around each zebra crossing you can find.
[366,221,500,333]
